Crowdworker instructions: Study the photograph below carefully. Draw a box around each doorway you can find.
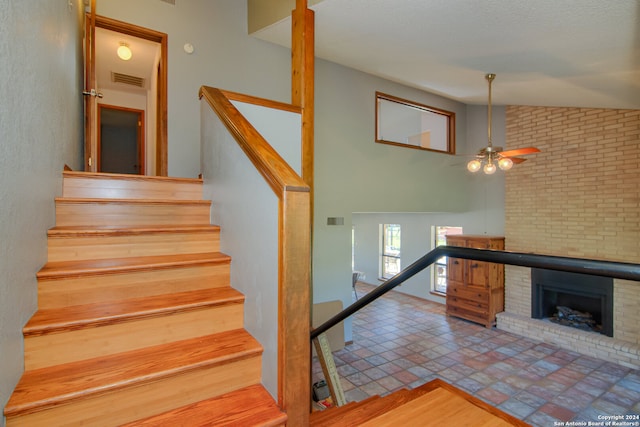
[98,105,144,174]
[85,13,168,175]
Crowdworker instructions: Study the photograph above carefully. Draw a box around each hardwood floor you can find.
[310,379,529,426]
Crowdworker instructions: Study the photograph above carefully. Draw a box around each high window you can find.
[375,92,455,154]
[432,226,463,294]
[381,224,401,279]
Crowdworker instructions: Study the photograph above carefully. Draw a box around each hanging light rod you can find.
[467,73,540,174]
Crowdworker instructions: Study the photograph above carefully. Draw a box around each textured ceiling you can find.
[253,0,640,109]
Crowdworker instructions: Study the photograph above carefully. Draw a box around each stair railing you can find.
[312,246,640,339]
[200,86,311,425]
[311,246,640,405]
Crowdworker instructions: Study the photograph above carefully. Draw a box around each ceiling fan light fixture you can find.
[467,159,482,173]
[498,157,513,171]
[117,42,132,61]
[464,73,539,175]
[483,162,497,175]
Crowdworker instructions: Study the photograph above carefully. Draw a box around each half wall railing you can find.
[200,86,311,425]
[311,246,640,340]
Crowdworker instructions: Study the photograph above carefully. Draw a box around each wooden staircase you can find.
[4,171,287,426]
[310,379,530,426]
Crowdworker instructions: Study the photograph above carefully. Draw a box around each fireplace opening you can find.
[531,269,613,337]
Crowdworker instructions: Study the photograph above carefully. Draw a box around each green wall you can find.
[0,1,84,424]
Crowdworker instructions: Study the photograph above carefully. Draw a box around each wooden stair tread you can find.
[63,171,203,184]
[123,384,286,427]
[37,252,230,279]
[310,395,380,425]
[48,224,220,237]
[4,329,262,417]
[56,197,211,205]
[311,379,529,427]
[358,379,529,427]
[309,383,437,427]
[24,288,244,336]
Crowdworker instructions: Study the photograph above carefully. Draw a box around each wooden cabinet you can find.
[445,235,505,328]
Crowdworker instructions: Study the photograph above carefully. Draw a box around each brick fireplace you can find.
[531,268,614,337]
[496,105,640,369]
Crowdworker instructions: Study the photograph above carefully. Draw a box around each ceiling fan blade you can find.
[499,147,540,157]
[511,157,528,164]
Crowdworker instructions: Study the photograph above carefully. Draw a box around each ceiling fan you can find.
[467,73,540,174]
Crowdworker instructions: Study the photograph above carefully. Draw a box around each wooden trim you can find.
[220,90,302,114]
[291,5,315,193]
[288,4,314,424]
[278,190,311,426]
[375,91,456,155]
[94,15,168,177]
[157,38,168,176]
[199,87,309,196]
[84,3,97,172]
[200,86,311,426]
[62,171,201,184]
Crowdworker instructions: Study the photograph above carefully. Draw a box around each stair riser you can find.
[38,264,230,309]
[63,175,203,200]
[47,232,220,262]
[6,356,261,427]
[55,202,211,227]
[25,304,244,370]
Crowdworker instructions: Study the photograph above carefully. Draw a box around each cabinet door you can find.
[465,239,488,287]
[445,236,466,284]
[447,257,464,283]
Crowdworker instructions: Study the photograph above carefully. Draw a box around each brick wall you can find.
[499,105,640,368]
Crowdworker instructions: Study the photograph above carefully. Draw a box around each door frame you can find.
[97,104,145,175]
[85,14,168,176]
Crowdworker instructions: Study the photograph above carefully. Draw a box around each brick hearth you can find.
[499,106,640,368]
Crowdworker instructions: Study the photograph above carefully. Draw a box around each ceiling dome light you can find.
[467,159,481,173]
[498,157,513,171]
[483,162,497,175]
[117,43,132,61]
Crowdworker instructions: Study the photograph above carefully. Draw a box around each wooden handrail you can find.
[199,86,308,197]
[219,89,302,114]
[200,86,311,426]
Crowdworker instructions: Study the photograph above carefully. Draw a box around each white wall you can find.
[96,0,293,178]
[231,101,302,175]
[200,101,282,399]
[0,1,84,424]
[312,61,487,341]
[351,106,506,303]
[98,88,147,110]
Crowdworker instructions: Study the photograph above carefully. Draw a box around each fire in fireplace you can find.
[531,268,613,337]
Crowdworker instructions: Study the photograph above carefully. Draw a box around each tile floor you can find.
[312,283,640,427]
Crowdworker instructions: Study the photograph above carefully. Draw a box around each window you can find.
[381,224,401,279]
[431,226,463,294]
[375,92,455,154]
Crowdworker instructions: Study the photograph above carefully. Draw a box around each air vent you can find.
[111,72,145,88]
[159,0,175,4]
